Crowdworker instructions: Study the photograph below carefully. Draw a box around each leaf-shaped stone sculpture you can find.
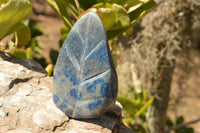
[53,12,118,119]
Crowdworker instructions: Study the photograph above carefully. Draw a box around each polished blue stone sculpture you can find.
[53,12,118,119]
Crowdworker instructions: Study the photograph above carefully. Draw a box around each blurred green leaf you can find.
[68,4,79,18]
[111,54,117,68]
[60,27,70,35]
[59,27,70,47]
[50,49,59,65]
[77,0,99,10]
[128,0,157,24]
[184,128,194,133]
[11,47,33,59]
[111,4,130,30]
[107,0,156,39]
[167,116,194,133]
[92,2,113,8]
[45,0,59,15]
[97,8,116,31]
[25,47,32,60]
[176,116,184,125]
[77,0,129,10]
[135,88,147,108]
[59,34,68,48]
[0,0,32,40]
[66,1,80,18]
[91,3,116,31]
[23,19,44,58]
[122,117,133,125]
[117,94,136,117]
[48,0,156,40]
[30,40,43,54]
[11,49,26,58]
[54,0,73,28]
[55,0,69,19]
[139,113,146,122]
[176,128,194,133]
[109,0,129,6]
[166,116,174,127]
[126,0,145,12]
[74,0,82,13]
[13,22,31,47]
[135,97,154,117]
[33,57,47,68]
[141,88,147,100]
[46,0,73,29]
[93,3,130,31]
[0,0,9,5]
[26,19,43,39]
[107,26,130,39]
[45,64,53,76]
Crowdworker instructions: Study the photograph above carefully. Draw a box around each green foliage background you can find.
[0,0,156,132]
[2,0,195,133]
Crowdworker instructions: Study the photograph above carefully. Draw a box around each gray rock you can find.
[53,12,118,119]
[0,51,135,133]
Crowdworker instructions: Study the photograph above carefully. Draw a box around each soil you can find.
[29,1,200,132]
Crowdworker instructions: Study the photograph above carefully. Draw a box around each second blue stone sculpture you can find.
[53,11,118,118]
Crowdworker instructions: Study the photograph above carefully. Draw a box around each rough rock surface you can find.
[0,51,135,133]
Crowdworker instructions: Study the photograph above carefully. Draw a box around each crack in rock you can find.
[8,78,32,90]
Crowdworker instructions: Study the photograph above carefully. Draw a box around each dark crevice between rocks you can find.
[52,120,69,132]
[112,122,120,133]
[8,78,32,90]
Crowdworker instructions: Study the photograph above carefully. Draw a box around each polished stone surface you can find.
[53,12,118,118]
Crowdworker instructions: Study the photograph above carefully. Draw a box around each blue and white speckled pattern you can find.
[53,12,118,119]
